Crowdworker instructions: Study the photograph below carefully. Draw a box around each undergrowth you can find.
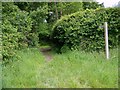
[2,48,118,88]
[2,48,45,88]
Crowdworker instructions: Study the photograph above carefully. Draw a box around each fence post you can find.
[104,22,109,59]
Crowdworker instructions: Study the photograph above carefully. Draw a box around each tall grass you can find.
[0,62,2,89]
[37,49,118,88]
[2,48,118,88]
[2,48,45,88]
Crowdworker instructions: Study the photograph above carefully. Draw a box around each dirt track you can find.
[40,47,53,61]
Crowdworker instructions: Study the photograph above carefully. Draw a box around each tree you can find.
[82,2,104,9]
[62,2,83,15]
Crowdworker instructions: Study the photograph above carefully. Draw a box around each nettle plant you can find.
[51,8,120,52]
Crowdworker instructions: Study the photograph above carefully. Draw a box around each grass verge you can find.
[37,49,118,88]
[2,48,118,88]
[2,48,45,88]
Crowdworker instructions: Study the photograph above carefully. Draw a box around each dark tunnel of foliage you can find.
[2,2,120,61]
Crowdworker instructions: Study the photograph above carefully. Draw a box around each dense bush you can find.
[2,2,119,61]
[2,3,33,61]
[2,2,50,61]
[51,8,120,52]
[29,3,49,45]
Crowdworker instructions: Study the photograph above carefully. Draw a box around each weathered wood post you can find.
[104,22,109,59]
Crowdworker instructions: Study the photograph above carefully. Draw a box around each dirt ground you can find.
[40,47,53,61]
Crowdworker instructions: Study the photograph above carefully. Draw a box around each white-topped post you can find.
[104,22,109,59]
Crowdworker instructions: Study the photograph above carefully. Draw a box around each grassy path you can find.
[2,48,118,88]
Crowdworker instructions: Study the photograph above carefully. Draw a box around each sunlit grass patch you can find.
[2,48,45,88]
[2,48,118,88]
[37,49,118,88]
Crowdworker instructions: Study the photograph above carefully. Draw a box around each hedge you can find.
[51,8,120,52]
[2,2,49,62]
[2,3,33,61]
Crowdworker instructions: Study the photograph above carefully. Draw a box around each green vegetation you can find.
[2,2,119,88]
[0,62,2,90]
[2,48,45,88]
[52,8,120,52]
[2,3,33,61]
[2,48,118,88]
[2,2,104,61]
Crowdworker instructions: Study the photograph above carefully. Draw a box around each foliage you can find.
[15,2,50,44]
[47,1,102,23]
[2,2,118,88]
[2,48,118,88]
[2,2,33,61]
[47,2,83,31]
[51,8,120,52]
[105,8,120,47]
[2,2,118,61]
[14,2,49,45]
[29,3,49,44]
[2,2,49,61]
[60,2,83,16]
[82,2,104,9]
[14,2,44,11]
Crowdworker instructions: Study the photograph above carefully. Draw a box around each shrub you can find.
[29,3,49,45]
[51,8,120,52]
[2,3,33,61]
[2,2,50,61]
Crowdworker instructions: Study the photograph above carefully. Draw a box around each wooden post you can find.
[104,22,109,59]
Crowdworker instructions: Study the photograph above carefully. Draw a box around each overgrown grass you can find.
[2,48,45,88]
[2,48,118,88]
[0,62,2,90]
[37,49,118,88]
